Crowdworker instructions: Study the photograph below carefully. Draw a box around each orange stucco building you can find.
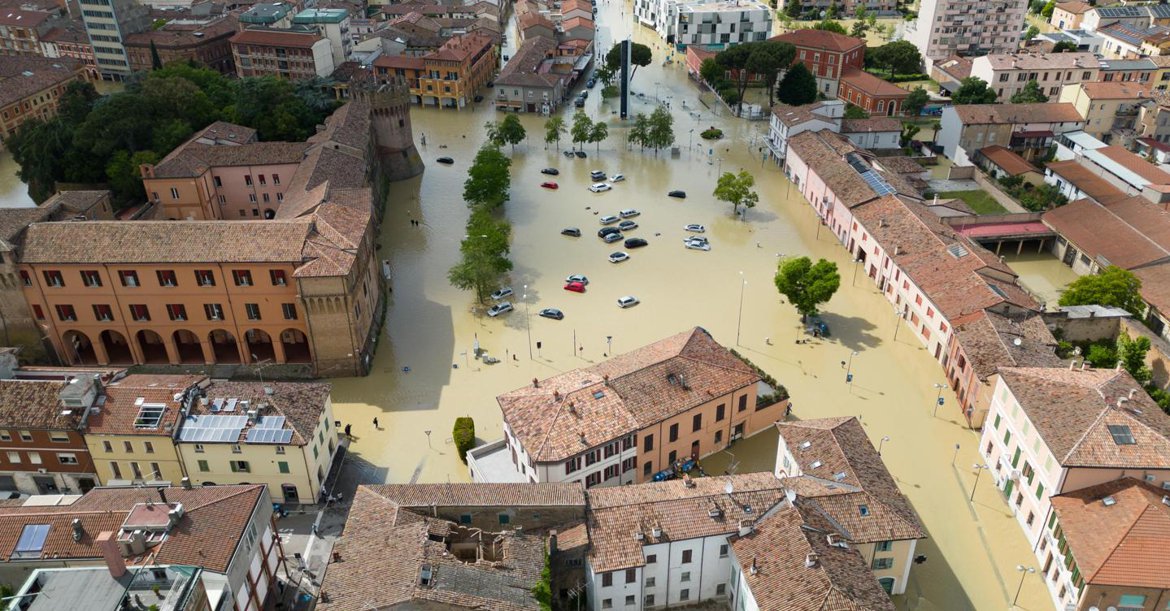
[372,32,497,109]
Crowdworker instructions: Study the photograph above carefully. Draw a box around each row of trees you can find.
[698,40,796,111]
[628,107,675,155]
[571,111,609,152]
[7,62,338,208]
[950,75,1047,105]
[448,140,515,303]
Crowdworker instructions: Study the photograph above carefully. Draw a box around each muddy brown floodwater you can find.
[0,149,35,209]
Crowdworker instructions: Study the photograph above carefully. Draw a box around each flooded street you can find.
[0,149,35,208]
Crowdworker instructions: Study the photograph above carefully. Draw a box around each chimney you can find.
[683,474,696,488]
[157,487,167,505]
[894,245,901,256]
[750,557,758,575]
[71,518,83,542]
[1129,388,1139,399]
[579,431,587,444]
[603,374,610,386]
[553,390,562,401]
[96,532,127,578]
[805,552,819,568]
[548,529,558,553]
[180,477,192,490]
[1118,397,1129,409]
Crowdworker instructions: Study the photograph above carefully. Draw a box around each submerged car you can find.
[564,281,587,293]
[539,308,565,320]
[565,274,589,285]
[668,190,687,199]
[608,251,629,263]
[589,183,612,193]
[599,215,620,224]
[590,170,607,180]
[684,238,711,251]
[562,227,582,237]
[603,232,624,243]
[684,224,706,233]
[618,220,638,231]
[437,157,454,164]
[487,302,514,317]
[575,150,587,158]
[624,237,648,248]
[617,296,640,308]
[541,181,559,189]
[611,173,626,182]
[490,287,513,300]
[541,167,560,175]
[597,226,621,238]
[619,209,640,218]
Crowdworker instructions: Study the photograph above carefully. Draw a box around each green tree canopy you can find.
[1058,266,1145,316]
[646,106,675,155]
[869,40,922,77]
[713,170,759,217]
[844,104,869,119]
[588,119,609,152]
[494,114,527,151]
[1117,332,1153,386]
[774,256,841,318]
[785,0,802,18]
[1041,0,1056,18]
[448,208,513,302]
[1052,40,1078,52]
[543,116,565,150]
[605,42,652,80]
[811,19,846,34]
[463,144,512,209]
[628,112,650,151]
[776,62,818,106]
[699,57,723,85]
[903,86,929,117]
[952,77,998,104]
[570,111,593,150]
[1023,25,1040,41]
[1010,79,1049,103]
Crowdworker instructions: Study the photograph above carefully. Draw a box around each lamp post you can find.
[893,305,903,341]
[851,257,861,287]
[606,335,613,356]
[877,435,890,456]
[736,272,746,346]
[844,351,858,384]
[969,463,990,502]
[689,128,694,153]
[523,285,533,360]
[1012,565,1036,607]
[933,383,946,417]
[654,80,661,101]
[952,443,961,465]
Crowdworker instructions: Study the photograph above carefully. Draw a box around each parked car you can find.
[490,287,514,300]
[618,220,638,231]
[541,181,559,189]
[539,308,565,320]
[586,78,596,88]
[590,170,606,180]
[611,173,625,182]
[575,97,585,108]
[562,227,582,237]
[565,274,589,285]
[617,296,640,308]
[603,232,624,243]
[575,150,587,158]
[684,224,706,233]
[563,150,575,158]
[619,209,640,218]
[668,190,686,198]
[597,226,621,238]
[624,237,648,248]
[437,157,454,164]
[608,251,629,263]
[564,281,587,293]
[487,302,514,316]
[684,238,711,251]
[541,167,560,175]
[590,183,612,193]
[599,215,619,224]
[580,90,589,99]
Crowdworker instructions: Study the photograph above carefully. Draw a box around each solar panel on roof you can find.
[211,398,224,412]
[224,398,238,412]
[14,524,50,558]
[256,416,286,430]
[276,430,293,444]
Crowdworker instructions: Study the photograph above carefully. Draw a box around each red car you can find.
[564,281,587,293]
[541,181,559,189]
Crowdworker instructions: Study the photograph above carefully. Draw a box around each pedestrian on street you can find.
[373,417,379,429]
[344,423,352,438]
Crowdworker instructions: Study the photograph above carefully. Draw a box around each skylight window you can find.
[13,524,50,559]
[1107,424,1136,445]
[858,505,871,517]
[134,403,167,429]
[810,460,823,469]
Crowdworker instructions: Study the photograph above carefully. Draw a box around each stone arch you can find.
[172,329,202,364]
[135,329,168,364]
[63,330,97,365]
[209,329,241,364]
[245,329,275,363]
[280,328,311,363]
[100,330,133,364]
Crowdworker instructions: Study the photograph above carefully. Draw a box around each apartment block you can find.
[907,0,1027,66]
[0,377,99,495]
[373,32,497,109]
[122,12,238,74]
[468,327,786,487]
[1049,1,1090,30]
[1057,81,1146,144]
[39,19,98,77]
[969,52,1100,101]
[978,367,1170,610]
[0,56,89,142]
[77,0,151,80]
[938,103,1086,166]
[0,8,55,56]
[291,8,352,67]
[635,0,771,49]
[230,27,335,80]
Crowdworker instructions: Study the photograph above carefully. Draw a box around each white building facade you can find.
[635,0,771,48]
[907,0,1027,67]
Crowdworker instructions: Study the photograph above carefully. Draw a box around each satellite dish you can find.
[724,481,734,495]
[785,489,797,503]
[1013,337,1023,347]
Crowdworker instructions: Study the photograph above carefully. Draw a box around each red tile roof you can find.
[1042,197,1170,269]
[840,68,910,98]
[85,375,204,437]
[978,145,1038,177]
[770,29,865,53]
[230,28,323,49]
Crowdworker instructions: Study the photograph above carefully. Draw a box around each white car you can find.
[566,274,589,285]
[590,170,607,180]
[599,215,619,225]
[608,251,629,263]
[487,302,514,317]
[684,238,711,251]
[619,208,640,218]
[589,183,612,193]
[490,287,513,300]
[684,224,706,233]
[611,173,626,182]
[617,296,640,308]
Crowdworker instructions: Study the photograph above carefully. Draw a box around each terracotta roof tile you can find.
[1042,197,1170,269]
[0,379,73,430]
[499,328,758,462]
[769,29,866,53]
[953,103,1085,126]
[950,309,1061,380]
[776,418,924,543]
[85,375,203,437]
[788,131,920,209]
[999,367,1170,468]
[192,380,331,446]
[365,482,585,507]
[840,69,909,98]
[230,28,323,48]
[978,145,1038,176]
[151,141,308,178]
[586,473,787,572]
[729,507,896,611]
[0,56,85,109]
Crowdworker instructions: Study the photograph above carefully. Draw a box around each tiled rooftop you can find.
[0,56,85,108]
[499,327,758,462]
[998,367,1170,469]
[953,103,1085,126]
[769,29,865,53]
[788,131,920,209]
[949,309,1061,380]
[85,375,203,437]
[0,379,73,430]
[1042,196,1170,269]
[365,482,586,507]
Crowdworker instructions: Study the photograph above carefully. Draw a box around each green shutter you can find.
[1035,482,1044,499]
[197,460,209,472]
[278,461,290,474]
[993,414,1001,429]
[230,461,238,473]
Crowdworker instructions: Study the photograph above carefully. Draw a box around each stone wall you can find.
[1042,310,1125,343]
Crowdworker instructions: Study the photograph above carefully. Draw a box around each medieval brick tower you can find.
[357,75,424,182]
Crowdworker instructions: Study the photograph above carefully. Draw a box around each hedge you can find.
[453,416,475,463]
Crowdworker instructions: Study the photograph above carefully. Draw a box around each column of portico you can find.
[200,338,216,365]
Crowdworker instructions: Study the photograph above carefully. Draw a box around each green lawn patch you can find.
[937,190,1007,215]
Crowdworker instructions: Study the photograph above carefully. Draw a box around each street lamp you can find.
[689,128,694,153]
[1012,565,1036,607]
[654,80,661,101]
[736,272,746,346]
[893,305,903,341]
[952,443,960,465]
[606,335,613,356]
[843,351,858,384]
[969,463,990,502]
[877,436,890,456]
[932,383,946,417]
[523,285,533,360]
[851,257,861,287]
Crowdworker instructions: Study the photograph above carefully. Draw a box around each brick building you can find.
[230,27,336,80]
[123,13,238,73]
[769,29,865,98]
[839,68,911,116]
[0,56,89,142]
[0,377,99,495]
[0,8,55,56]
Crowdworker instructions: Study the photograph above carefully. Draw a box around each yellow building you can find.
[175,380,337,504]
[1058,81,1147,144]
[83,374,203,485]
